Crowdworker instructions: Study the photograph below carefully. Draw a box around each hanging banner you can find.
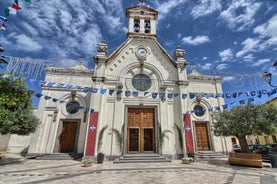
[184,114,194,153]
[85,112,99,156]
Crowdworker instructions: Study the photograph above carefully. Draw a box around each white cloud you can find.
[219,49,233,62]
[191,0,221,19]
[219,0,261,31]
[200,63,212,70]
[254,15,277,38]
[253,58,270,67]
[236,38,260,58]
[0,0,125,59]
[242,54,254,62]
[253,15,277,50]
[223,76,235,82]
[155,0,187,20]
[14,34,43,52]
[216,64,228,70]
[182,35,210,45]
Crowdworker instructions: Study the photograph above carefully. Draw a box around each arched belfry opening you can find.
[126,3,158,37]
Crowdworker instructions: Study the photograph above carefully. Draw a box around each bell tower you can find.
[126,1,158,38]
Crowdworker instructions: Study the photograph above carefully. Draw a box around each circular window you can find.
[132,74,151,91]
[66,101,80,114]
[194,105,205,117]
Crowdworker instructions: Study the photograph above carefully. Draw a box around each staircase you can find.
[113,154,171,164]
[196,151,228,160]
[30,153,83,160]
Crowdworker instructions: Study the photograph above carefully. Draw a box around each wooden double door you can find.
[195,122,210,150]
[127,108,155,153]
[59,121,78,153]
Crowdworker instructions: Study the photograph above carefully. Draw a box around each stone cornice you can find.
[188,70,222,81]
[45,65,94,75]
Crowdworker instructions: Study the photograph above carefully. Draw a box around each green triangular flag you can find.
[25,0,31,2]
[4,8,10,17]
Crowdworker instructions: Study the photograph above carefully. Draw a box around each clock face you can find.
[137,48,147,57]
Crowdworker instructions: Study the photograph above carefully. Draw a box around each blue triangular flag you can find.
[83,87,89,93]
[44,96,51,100]
[35,93,43,98]
[174,93,179,98]
[133,91,138,96]
[65,84,73,90]
[189,93,195,99]
[92,88,98,93]
[47,82,55,87]
[109,89,114,96]
[57,83,64,88]
[125,91,131,97]
[152,93,158,99]
[159,93,165,100]
[182,94,187,100]
[52,98,59,102]
[116,90,123,95]
[101,89,107,94]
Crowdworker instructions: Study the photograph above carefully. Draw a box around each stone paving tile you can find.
[0,157,277,184]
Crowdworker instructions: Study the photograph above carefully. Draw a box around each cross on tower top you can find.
[139,0,146,4]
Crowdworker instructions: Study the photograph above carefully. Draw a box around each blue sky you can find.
[0,0,277,107]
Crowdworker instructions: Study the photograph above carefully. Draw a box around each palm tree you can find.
[158,123,172,155]
[111,123,125,155]
[174,123,184,155]
[97,125,108,153]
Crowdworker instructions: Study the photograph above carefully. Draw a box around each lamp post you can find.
[262,60,277,87]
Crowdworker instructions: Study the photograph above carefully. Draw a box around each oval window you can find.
[66,101,80,114]
[194,105,205,117]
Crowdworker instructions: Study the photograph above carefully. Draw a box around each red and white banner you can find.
[84,112,99,156]
[184,114,194,153]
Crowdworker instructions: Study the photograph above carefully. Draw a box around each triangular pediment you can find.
[126,5,158,18]
[106,37,176,69]
[103,37,178,85]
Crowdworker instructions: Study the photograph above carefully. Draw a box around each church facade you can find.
[27,4,232,159]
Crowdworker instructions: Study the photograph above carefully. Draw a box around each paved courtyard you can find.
[0,154,277,184]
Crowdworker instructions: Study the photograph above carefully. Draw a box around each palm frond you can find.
[111,123,125,154]
[97,125,108,153]
[158,123,172,154]
[174,123,184,154]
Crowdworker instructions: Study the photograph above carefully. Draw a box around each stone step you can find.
[114,159,171,164]
[114,154,171,164]
[123,154,163,158]
[196,151,228,159]
[33,153,83,160]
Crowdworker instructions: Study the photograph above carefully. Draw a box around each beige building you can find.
[6,4,232,158]
[247,97,277,145]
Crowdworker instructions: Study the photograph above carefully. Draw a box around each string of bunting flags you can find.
[20,77,277,112]
[38,80,277,101]
[1,75,277,114]
[0,0,31,31]
[28,85,277,114]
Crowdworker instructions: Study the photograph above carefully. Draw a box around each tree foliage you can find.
[0,74,39,135]
[213,103,277,153]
